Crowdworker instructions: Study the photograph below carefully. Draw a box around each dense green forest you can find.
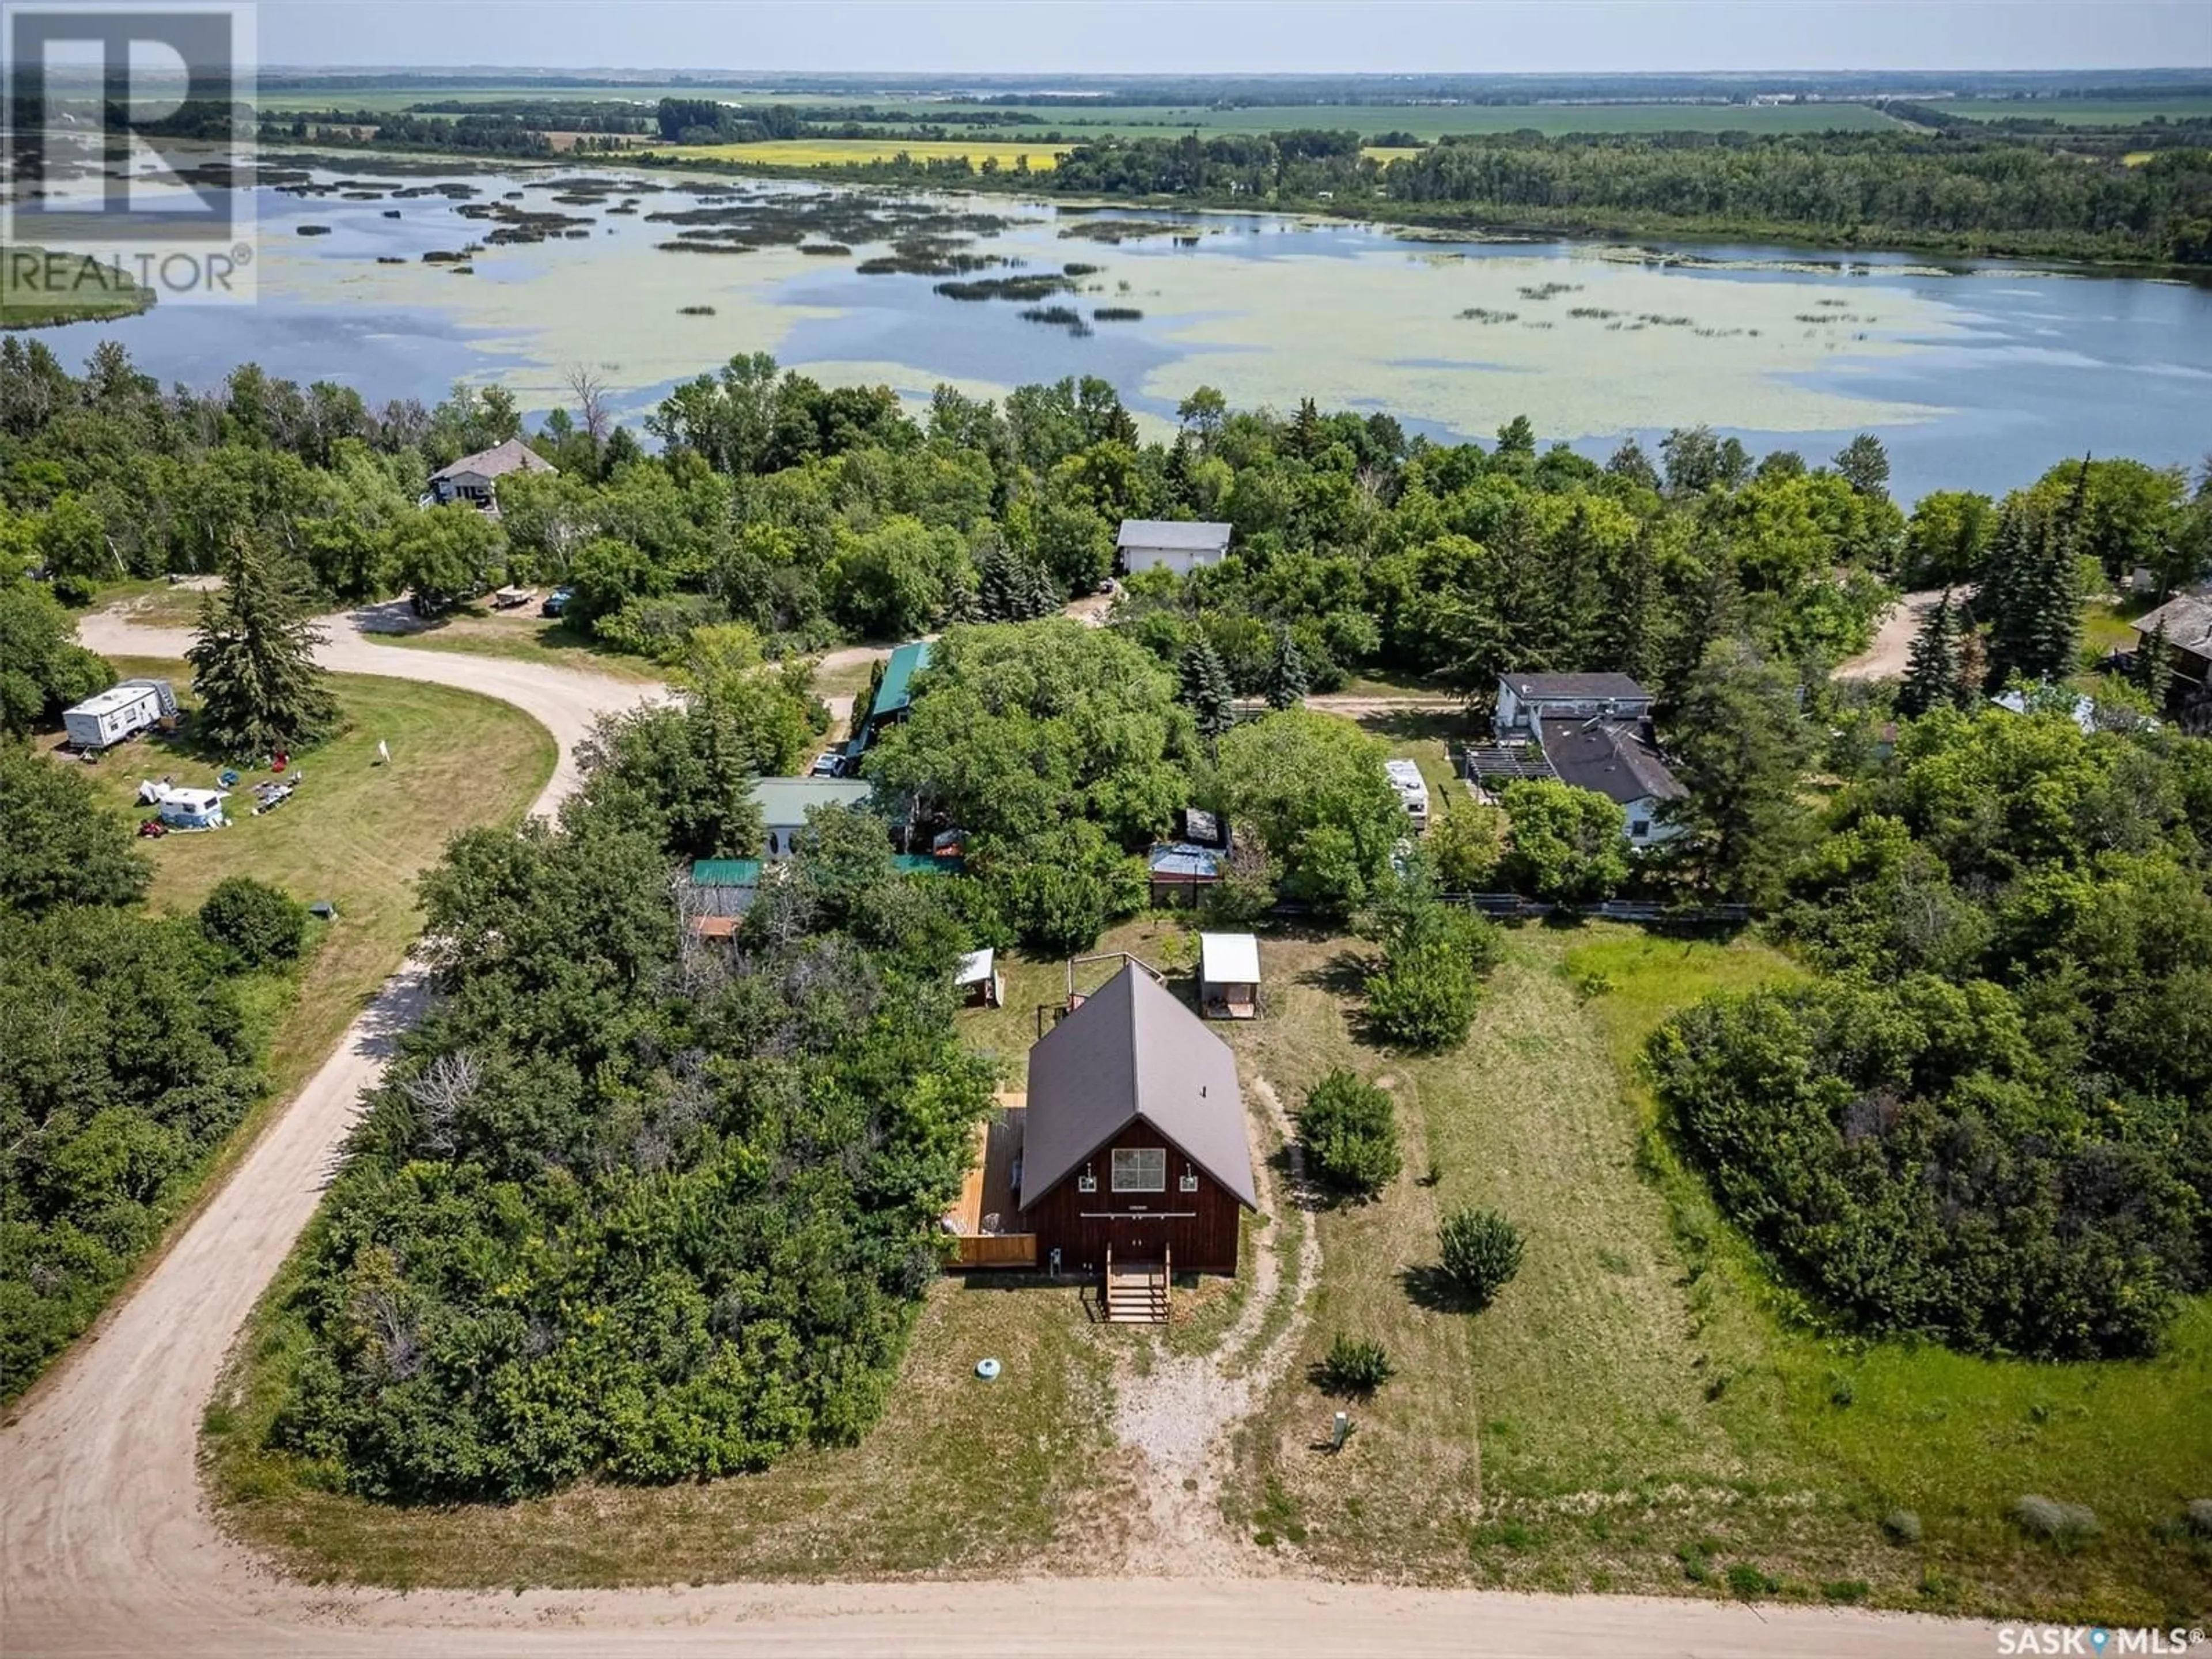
[1652,703,2212,1361]
[0,745,289,1400]
[270,709,992,1499]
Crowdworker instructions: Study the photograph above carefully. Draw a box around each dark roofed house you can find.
[2132,590,2212,707]
[1479,671,1684,844]
[1116,518,1233,577]
[426,438,556,513]
[1019,965,1256,1301]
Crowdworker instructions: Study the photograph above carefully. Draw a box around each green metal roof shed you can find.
[868,640,933,725]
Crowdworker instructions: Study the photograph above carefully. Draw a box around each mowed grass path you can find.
[1228,924,2212,1623]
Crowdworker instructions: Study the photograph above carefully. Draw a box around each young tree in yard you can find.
[1897,589,1964,717]
[975,539,1056,622]
[198,874,308,968]
[186,539,337,756]
[1299,1069,1400,1198]
[1179,635,1236,751]
[1263,626,1310,710]
[1437,1209,1524,1309]
[1361,884,1500,1051]
[1664,637,1806,909]
[1499,779,1629,902]
[391,501,505,617]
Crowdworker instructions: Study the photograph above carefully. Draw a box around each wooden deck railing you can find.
[948,1232,1037,1269]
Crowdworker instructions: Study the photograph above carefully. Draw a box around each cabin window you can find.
[1112,1147,1166,1192]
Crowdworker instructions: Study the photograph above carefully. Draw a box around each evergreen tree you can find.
[1178,635,1236,752]
[2133,616,2176,710]
[975,539,1055,622]
[1263,627,1310,710]
[186,539,337,756]
[1665,637,1806,908]
[1898,589,1961,717]
[1290,396,1323,460]
[1980,499,2081,691]
[1597,528,1667,688]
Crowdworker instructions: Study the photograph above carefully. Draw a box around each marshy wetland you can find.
[36,154,2212,498]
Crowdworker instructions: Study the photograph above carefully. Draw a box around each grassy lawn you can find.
[1937,96,2212,126]
[366,611,663,683]
[1222,923,2212,1623]
[75,654,554,1128]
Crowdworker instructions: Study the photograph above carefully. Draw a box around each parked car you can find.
[541,585,574,618]
[808,750,847,778]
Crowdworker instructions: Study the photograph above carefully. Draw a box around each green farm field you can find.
[1935,96,2212,126]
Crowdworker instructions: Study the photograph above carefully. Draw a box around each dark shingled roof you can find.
[1537,715,1684,807]
[2134,592,2212,658]
[1503,672,1650,701]
[429,437,556,484]
[1019,965,1258,1211]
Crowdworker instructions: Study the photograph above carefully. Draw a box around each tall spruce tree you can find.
[976,540,1055,622]
[186,539,337,756]
[1899,589,1962,717]
[1980,498,2081,691]
[1263,627,1310,710]
[1178,635,1236,753]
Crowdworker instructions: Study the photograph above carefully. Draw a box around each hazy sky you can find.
[257,1,2209,75]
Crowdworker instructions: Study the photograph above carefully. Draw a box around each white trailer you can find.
[1384,757,1430,832]
[61,679,176,750]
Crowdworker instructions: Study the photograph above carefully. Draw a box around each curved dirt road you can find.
[1,614,1993,1658]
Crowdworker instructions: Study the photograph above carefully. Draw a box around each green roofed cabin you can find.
[751,776,874,858]
[844,640,933,768]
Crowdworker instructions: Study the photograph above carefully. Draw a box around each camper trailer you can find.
[62,679,176,751]
[1384,757,1430,832]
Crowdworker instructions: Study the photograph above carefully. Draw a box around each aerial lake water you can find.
[41,158,2212,501]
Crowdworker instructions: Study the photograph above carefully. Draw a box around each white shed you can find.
[62,679,175,750]
[956,947,1003,1009]
[1198,931,1261,1020]
[1116,519,1232,577]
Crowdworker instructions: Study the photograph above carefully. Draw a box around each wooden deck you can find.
[943,1099,1037,1270]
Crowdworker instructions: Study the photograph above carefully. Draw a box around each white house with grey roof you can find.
[426,438,556,514]
[1483,672,1685,845]
[1116,518,1233,577]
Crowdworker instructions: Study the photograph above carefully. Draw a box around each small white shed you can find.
[62,679,175,749]
[955,947,1003,1009]
[1198,931,1261,1020]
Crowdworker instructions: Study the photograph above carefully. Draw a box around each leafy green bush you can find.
[1298,1069,1399,1198]
[1881,1508,1922,1546]
[1313,1332,1394,1396]
[1437,1207,1523,1309]
[1362,892,1498,1052]
[198,875,309,968]
[1822,1579,1871,1604]
[2185,1498,2212,1537]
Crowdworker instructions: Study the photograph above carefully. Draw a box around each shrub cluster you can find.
[1298,1069,1399,1198]
[1437,1208,1524,1309]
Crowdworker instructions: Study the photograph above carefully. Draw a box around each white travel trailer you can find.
[62,679,176,750]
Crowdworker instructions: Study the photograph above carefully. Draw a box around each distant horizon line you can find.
[252,65,2212,79]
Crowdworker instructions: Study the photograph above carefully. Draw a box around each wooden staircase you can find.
[1104,1245,1171,1325]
